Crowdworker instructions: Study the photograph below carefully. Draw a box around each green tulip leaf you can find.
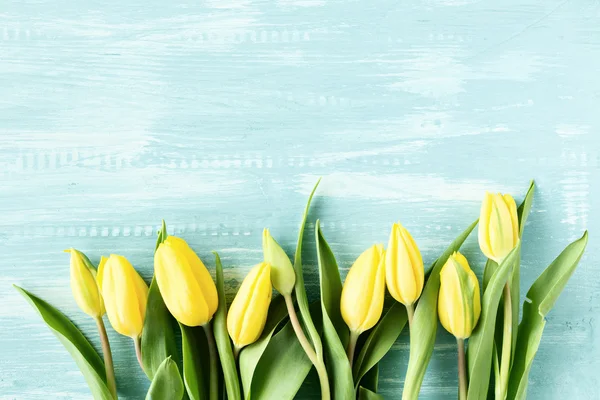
[509,181,535,358]
[146,357,185,400]
[142,221,179,380]
[239,296,288,398]
[14,286,113,400]
[358,386,384,400]
[508,231,588,400]
[142,277,180,380]
[180,324,208,400]
[249,303,322,400]
[467,243,521,400]
[293,179,324,359]
[315,220,354,399]
[516,180,535,238]
[402,219,478,400]
[213,252,242,400]
[353,302,407,386]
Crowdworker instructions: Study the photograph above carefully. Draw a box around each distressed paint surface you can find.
[1,0,599,398]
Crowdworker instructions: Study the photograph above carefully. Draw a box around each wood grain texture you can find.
[1,0,599,398]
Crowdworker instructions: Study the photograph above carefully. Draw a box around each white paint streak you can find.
[297,173,518,202]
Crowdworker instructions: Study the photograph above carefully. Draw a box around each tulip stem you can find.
[134,336,144,372]
[203,323,219,400]
[346,331,359,368]
[233,345,241,362]
[406,303,415,328]
[96,317,117,399]
[457,338,467,400]
[497,283,512,400]
[284,294,330,400]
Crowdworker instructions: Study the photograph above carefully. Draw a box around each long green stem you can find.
[457,339,467,400]
[233,345,241,363]
[497,283,512,400]
[96,317,117,399]
[284,294,331,400]
[203,323,219,400]
[406,303,415,329]
[346,331,359,368]
[134,336,144,372]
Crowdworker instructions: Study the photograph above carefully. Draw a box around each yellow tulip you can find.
[262,228,295,295]
[479,192,519,263]
[98,254,149,338]
[438,252,481,339]
[385,223,424,306]
[66,249,105,318]
[340,244,386,334]
[227,262,272,348]
[154,236,218,327]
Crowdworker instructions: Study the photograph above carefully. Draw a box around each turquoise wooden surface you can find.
[1,0,599,398]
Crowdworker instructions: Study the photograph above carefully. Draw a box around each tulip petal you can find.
[341,244,386,333]
[478,192,494,260]
[155,243,210,327]
[504,194,519,241]
[102,255,146,338]
[166,237,219,318]
[227,262,272,347]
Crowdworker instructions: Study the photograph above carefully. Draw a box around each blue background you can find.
[1,0,598,398]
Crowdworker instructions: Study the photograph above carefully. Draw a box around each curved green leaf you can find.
[467,244,521,400]
[15,286,113,400]
[213,252,242,400]
[146,357,185,400]
[509,181,535,359]
[508,232,588,400]
[180,324,207,400]
[249,310,316,399]
[315,221,354,398]
[354,302,407,386]
[142,221,179,380]
[358,386,384,400]
[402,219,478,400]
[239,296,288,398]
[142,277,180,380]
[516,180,535,237]
[293,179,323,358]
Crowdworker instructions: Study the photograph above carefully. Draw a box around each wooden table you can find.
[1,1,598,398]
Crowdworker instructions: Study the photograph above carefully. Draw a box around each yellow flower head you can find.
[479,192,519,263]
[385,223,424,306]
[154,236,218,327]
[438,252,481,339]
[98,254,149,338]
[227,262,272,348]
[66,249,105,318]
[340,244,386,334]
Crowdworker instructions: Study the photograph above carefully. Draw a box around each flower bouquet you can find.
[15,180,588,399]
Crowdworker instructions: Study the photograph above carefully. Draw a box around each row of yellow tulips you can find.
[66,191,518,400]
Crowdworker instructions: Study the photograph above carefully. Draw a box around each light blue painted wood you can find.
[1,0,598,398]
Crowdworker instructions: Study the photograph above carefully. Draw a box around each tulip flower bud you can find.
[154,236,218,327]
[227,262,272,349]
[66,249,105,318]
[341,244,386,334]
[438,252,481,339]
[262,228,296,295]
[98,254,149,338]
[385,223,424,306]
[479,192,519,263]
